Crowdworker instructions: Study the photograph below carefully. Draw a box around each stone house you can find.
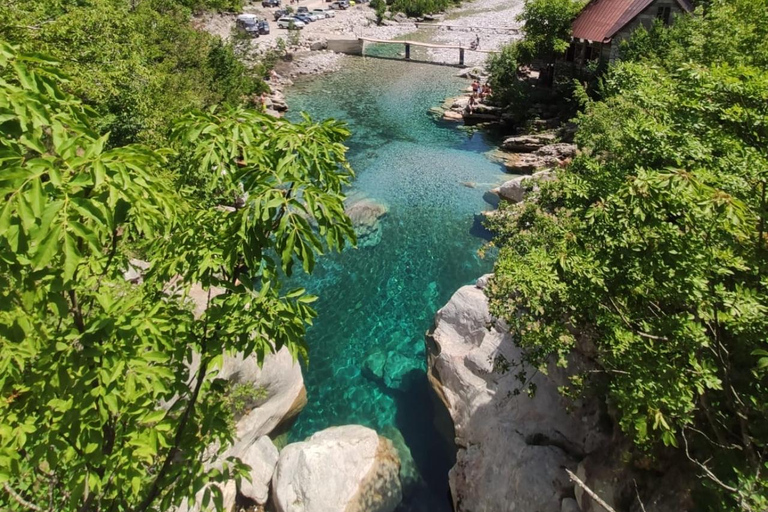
[564,0,693,66]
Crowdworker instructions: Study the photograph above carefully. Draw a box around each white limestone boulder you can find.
[272,425,402,512]
[234,435,279,506]
[219,346,308,443]
[426,276,606,512]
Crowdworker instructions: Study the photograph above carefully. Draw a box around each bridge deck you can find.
[358,37,500,54]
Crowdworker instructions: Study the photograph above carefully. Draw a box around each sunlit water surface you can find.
[284,49,507,511]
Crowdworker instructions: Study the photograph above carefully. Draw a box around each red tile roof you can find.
[571,0,693,43]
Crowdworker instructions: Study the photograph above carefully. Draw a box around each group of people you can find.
[467,79,493,114]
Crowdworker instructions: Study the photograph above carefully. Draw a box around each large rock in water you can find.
[272,425,402,512]
[501,133,556,152]
[426,276,607,512]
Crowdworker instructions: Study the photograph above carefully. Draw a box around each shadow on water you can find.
[371,369,456,512]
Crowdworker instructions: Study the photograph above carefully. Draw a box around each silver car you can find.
[312,8,334,17]
[277,16,306,29]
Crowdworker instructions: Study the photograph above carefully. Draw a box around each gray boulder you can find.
[272,425,402,512]
[426,277,607,512]
[235,435,279,506]
[502,133,556,152]
[492,170,554,203]
[393,12,408,22]
[219,346,307,443]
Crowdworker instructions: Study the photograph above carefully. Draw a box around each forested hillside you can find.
[485,0,768,509]
[0,1,356,509]
[0,0,261,146]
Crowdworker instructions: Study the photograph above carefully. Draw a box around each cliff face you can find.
[425,275,608,512]
[426,275,697,512]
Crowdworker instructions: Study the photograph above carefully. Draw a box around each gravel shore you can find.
[427,0,524,67]
[194,0,523,80]
[195,2,417,78]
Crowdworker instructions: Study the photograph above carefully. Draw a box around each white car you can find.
[312,8,334,17]
[277,17,306,29]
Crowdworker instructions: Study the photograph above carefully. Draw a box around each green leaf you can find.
[31,223,60,269]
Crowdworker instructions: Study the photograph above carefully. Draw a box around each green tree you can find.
[0,42,354,511]
[516,0,584,63]
[0,0,264,146]
[485,0,768,509]
[486,0,584,118]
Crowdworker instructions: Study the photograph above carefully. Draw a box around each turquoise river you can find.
[285,46,508,511]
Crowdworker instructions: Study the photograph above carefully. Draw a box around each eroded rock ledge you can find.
[426,276,608,512]
[426,276,695,512]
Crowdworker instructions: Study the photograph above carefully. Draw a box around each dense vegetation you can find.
[485,0,768,509]
[0,0,263,146]
[0,1,356,509]
[486,0,585,120]
[382,0,460,19]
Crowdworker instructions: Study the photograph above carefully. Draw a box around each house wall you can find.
[605,0,686,61]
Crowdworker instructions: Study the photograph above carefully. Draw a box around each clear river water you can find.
[284,47,508,511]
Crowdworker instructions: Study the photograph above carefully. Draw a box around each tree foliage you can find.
[486,0,584,118]
[0,0,264,146]
[516,0,584,63]
[388,0,460,18]
[485,0,768,509]
[0,41,354,511]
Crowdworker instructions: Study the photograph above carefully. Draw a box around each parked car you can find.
[258,20,270,34]
[262,0,280,6]
[311,8,333,17]
[293,13,314,23]
[296,6,309,13]
[235,14,261,37]
[329,1,348,9]
[273,8,288,20]
[277,16,306,29]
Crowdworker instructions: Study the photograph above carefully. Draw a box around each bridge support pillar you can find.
[405,43,411,60]
[459,48,465,66]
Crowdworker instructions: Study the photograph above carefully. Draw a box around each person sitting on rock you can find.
[471,80,480,94]
[468,94,478,114]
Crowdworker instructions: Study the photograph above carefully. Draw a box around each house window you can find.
[657,5,672,25]
[585,44,600,61]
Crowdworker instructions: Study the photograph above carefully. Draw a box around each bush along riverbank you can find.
[427,0,768,510]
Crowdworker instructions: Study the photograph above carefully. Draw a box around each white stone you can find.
[427,281,607,512]
[272,425,402,512]
[496,170,554,203]
[219,347,307,443]
[561,497,580,512]
[236,436,279,505]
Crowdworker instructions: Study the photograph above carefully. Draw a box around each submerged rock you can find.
[380,425,420,492]
[426,276,607,512]
[272,425,402,512]
[362,349,420,391]
[345,198,389,248]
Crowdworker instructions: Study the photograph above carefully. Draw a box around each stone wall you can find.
[606,0,688,61]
